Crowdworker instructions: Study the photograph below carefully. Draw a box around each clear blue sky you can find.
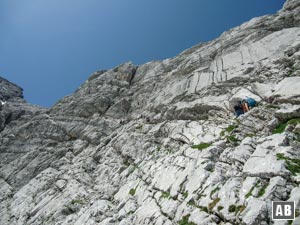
[0,0,286,107]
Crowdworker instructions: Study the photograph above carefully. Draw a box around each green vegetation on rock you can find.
[182,191,189,199]
[178,215,197,225]
[245,181,260,198]
[160,191,171,199]
[265,104,280,109]
[199,206,208,213]
[129,185,139,196]
[226,125,237,132]
[220,124,237,137]
[187,199,197,207]
[191,142,212,150]
[129,188,136,196]
[272,118,300,134]
[217,206,224,211]
[228,205,236,213]
[210,186,220,198]
[226,135,239,143]
[228,204,246,214]
[276,153,300,175]
[257,183,269,197]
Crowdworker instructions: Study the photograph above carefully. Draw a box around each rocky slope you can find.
[1,0,300,224]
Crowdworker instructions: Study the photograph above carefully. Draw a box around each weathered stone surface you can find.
[242,198,268,225]
[1,1,300,225]
[0,76,23,101]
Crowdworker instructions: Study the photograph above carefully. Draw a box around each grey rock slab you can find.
[241,198,268,225]
[1,1,300,225]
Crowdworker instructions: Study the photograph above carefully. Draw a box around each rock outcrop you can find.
[1,1,300,224]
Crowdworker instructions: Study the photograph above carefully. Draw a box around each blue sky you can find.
[0,0,285,107]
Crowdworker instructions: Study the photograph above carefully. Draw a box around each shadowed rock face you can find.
[1,1,300,225]
[0,77,23,101]
[0,77,43,132]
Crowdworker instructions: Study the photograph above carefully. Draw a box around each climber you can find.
[246,97,257,109]
[234,101,244,117]
[241,99,249,113]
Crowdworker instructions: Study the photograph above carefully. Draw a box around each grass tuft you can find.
[276,153,300,175]
[191,142,212,150]
[272,118,300,134]
[160,191,171,199]
[228,205,236,213]
[210,187,220,198]
[226,125,236,132]
[178,215,197,225]
[182,191,188,199]
[257,183,269,197]
[227,135,239,143]
[129,188,136,196]
[217,206,224,211]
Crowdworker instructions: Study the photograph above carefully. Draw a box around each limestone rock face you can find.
[1,1,300,224]
[0,77,23,101]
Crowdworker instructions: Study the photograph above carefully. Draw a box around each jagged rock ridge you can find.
[1,0,300,224]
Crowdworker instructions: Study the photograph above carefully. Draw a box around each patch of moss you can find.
[288,118,300,125]
[191,142,212,150]
[228,204,246,214]
[286,160,300,176]
[245,186,255,199]
[272,122,288,134]
[129,185,139,196]
[276,153,300,175]
[220,125,237,137]
[182,191,188,199]
[210,187,220,198]
[129,188,136,196]
[272,118,300,134]
[226,125,236,132]
[228,205,236,213]
[217,206,224,211]
[265,104,280,109]
[199,206,208,213]
[245,180,263,198]
[208,198,220,211]
[257,183,269,197]
[226,135,239,143]
[197,193,206,200]
[160,191,171,199]
[178,215,197,225]
[187,199,197,207]
[276,153,286,160]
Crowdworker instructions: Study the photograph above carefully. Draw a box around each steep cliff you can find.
[1,1,300,224]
